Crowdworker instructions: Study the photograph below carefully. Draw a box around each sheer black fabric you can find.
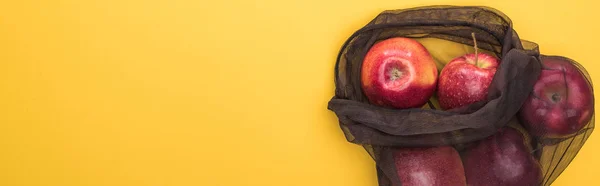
[327,6,594,186]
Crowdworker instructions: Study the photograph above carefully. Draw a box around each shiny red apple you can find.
[462,127,542,186]
[437,53,499,110]
[361,37,438,109]
[393,146,466,186]
[518,56,594,138]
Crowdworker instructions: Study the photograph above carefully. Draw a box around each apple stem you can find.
[471,32,479,66]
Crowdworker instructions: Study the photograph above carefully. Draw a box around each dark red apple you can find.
[393,146,466,186]
[361,37,438,109]
[437,52,499,110]
[518,56,594,138]
[462,127,542,186]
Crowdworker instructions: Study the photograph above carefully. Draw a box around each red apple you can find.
[518,56,594,138]
[437,53,499,110]
[361,37,438,109]
[393,146,466,186]
[462,127,542,186]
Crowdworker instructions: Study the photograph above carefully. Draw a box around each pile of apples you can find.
[361,36,594,186]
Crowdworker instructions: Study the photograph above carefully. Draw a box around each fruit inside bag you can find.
[327,5,595,186]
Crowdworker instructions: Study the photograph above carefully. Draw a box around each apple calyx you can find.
[389,68,403,81]
[550,93,562,103]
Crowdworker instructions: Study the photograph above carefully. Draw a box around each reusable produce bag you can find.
[327,5,594,186]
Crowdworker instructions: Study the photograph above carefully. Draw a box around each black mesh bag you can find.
[327,5,594,186]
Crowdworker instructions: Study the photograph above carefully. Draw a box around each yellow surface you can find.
[0,0,598,185]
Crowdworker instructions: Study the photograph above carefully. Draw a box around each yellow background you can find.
[0,0,598,185]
